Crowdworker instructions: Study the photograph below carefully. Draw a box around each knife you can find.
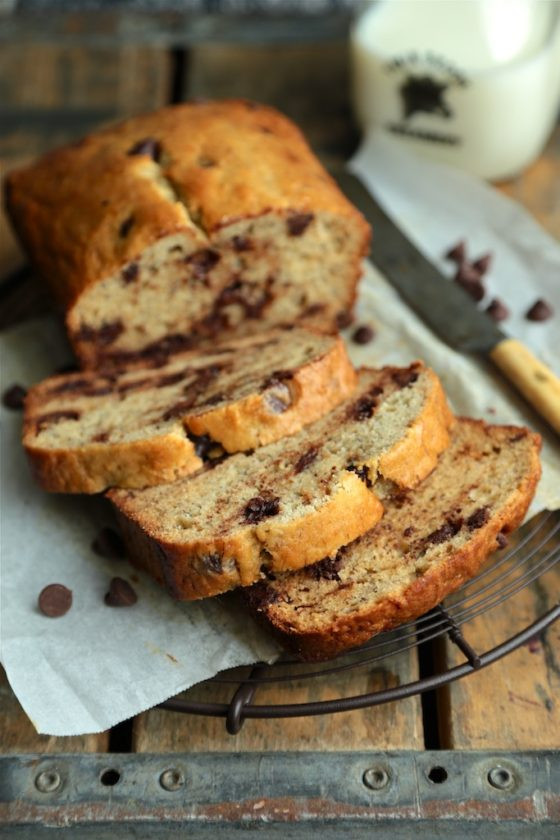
[335,169,560,435]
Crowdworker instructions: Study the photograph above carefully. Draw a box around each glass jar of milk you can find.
[351,0,560,180]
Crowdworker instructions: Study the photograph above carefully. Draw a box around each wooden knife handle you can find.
[490,338,560,434]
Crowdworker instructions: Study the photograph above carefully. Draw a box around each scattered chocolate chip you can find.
[92,431,109,443]
[336,310,354,329]
[425,517,463,545]
[392,368,419,388]
[390,489,409,508]
[496,532,508,549]
[287,212,314,237]
[245,581,279,611]
[472,253,492,274]
[2,383,26,410]
[119,215,135,238]
[294,446,319,474]
[76,320,124,347]
[352,325,375,345]
[350,386,383,421]
[526,299,553,322]
[121,262,139,284]
[444,240,466,263]
[231,235,252,252]
[262,370,294,390]
[308,555,342,581]
[403,526,415,537]
[486,298,509,322]
[36,410,80,432]
[92,527,126,559]
[466,506,490,530]
[127,137,161,162]
[302,302,325,317]
[105,577,137,607]
[38,583,72,617]
[454,265,485,301]
[186,248,220,280]
[202,554,223,574]
[243,495,281,524]
[189,433,225,463]
[346,463,373,488]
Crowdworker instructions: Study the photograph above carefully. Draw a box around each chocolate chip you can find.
[76,320,124,346]
[526,299,553,321]
[454,265,485,301]
[496,532,508,549]
[336,310,354,329]
[350,386,383,421]
[508,432,526,443]
[104,577,137,607]
[486,298,509,322]
[186,249,220,280]
[352,325,375,345]
[444,240,466,263]
[403,526,414,537]
[36,410,80,432]
[92,431,109,443]
[121,262,139,284]
[392,368,419,388]
[2,383,26,410]
[38,583,72,617]
[466,506,490,530]
[262,370,294,390]
[287,212,314,237]
[127,137,161,162]
[243,495,281,524]
[92,527,126,559]
[294,446,319,474]
[231,235,253,252]
[308,550,345,581]
[472,253,493,274]
[119,215,135,238]
[425,517,463,545]
[346,463,373,488]
[245,581,279,611]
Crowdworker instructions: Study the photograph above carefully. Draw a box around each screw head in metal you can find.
[35,769,62,793]
[363,766,390,790]
[159,768,185,792]
[488,765,515,791]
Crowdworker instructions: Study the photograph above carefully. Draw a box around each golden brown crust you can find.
[22,330,356,493]
[5,100,370,324]
[251,420,542,660]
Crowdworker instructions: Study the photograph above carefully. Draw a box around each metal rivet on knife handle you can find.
[489,339,560,435]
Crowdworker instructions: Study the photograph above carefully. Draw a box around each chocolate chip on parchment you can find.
[486,298,509,322]
[472,253,493,275]
[38,583,73,617]
[92,527,126,559]
[104,577,137,607]
[352,325,375,345]
[444,240,466,263]
[127,137,161,162]
[526,299,553,322]
[454,265,485,302]
[2,383,27,410]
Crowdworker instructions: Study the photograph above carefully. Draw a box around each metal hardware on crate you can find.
[158,510,560,733]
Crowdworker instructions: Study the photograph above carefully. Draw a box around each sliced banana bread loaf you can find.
[23,329,356,494]
[6,100,370,368]
[109,362,453,599]
[245,419,541,661]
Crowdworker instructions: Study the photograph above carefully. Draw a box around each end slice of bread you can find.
[244,418,542,660]
[23,328,356,494]
[109,362,453,599]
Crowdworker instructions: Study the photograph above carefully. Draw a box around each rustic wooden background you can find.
[0,35,559,757]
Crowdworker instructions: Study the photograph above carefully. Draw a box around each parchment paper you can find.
[1,133,559,736]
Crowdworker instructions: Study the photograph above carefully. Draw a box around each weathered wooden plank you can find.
[186,42,359,164]
[0,667,108,754]
[133,654,423,752]
[438,563,560,750]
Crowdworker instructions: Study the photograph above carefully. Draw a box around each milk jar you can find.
[351,0,560,179]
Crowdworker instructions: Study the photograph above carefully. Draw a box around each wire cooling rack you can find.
[159,509,560,733]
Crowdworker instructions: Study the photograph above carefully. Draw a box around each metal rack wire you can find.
[159,509,560,733]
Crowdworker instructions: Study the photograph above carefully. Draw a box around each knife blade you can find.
[335,169,560,435]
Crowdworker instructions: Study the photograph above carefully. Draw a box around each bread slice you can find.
[23,329,356,494]
[109,362,453,599]
[245,419,541,661]
[6,100,370,368]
